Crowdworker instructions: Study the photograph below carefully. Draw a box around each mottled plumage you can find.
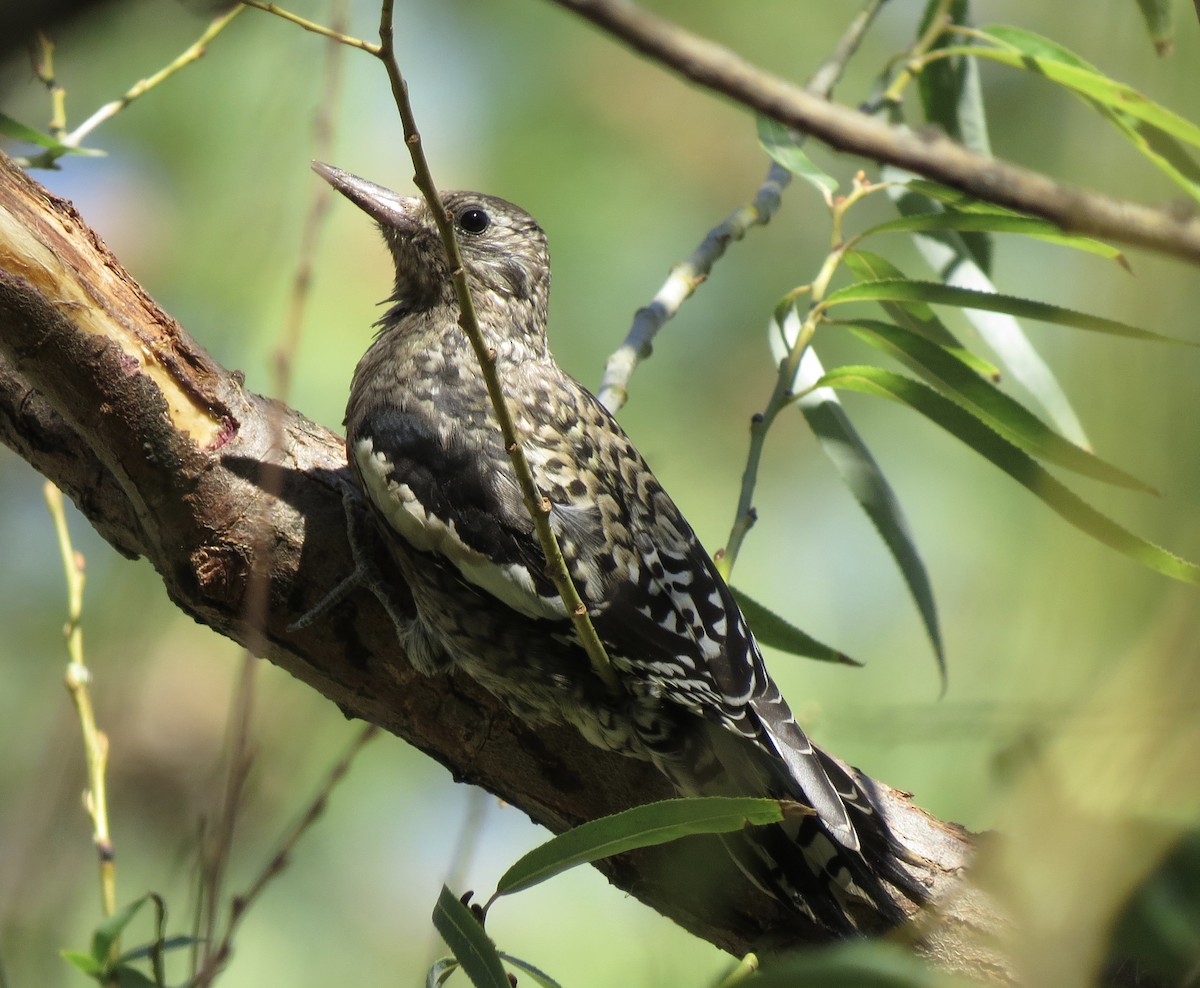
[315,162,924,932]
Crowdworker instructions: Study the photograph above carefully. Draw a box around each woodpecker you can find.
[314,161,925,932]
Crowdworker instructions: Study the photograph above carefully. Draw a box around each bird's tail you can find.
[660,719,926,934]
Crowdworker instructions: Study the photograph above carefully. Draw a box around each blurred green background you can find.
[1,1,1198,984]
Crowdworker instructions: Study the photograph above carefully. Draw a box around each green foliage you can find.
[0,112,103,168]
[730,588,862,666]
[491,796,787,899]
[60,894,196,988]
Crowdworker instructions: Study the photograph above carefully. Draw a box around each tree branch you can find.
[0,152,998,972]
[546,0,1200,266]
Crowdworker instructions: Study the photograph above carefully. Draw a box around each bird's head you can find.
[313,162,551,335]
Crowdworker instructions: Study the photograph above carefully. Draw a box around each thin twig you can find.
[273,0,349,401]
[44,484,118,931]
[194,725,380,985]
[63,7,244,148]
[194,655,258,983]
[596,0,888,413]
[31,34,67,140]
[717,176,882,580]
[372,0,619,690]
[548,0,1200,265]
[240,1,379,53]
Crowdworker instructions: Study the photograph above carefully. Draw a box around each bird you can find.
[312,160,925,933]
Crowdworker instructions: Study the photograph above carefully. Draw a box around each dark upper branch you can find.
[0,151,995,970]
[547,0,1200,266]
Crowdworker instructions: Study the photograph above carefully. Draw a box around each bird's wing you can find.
[588,496,858,848]
[348,405,572,622]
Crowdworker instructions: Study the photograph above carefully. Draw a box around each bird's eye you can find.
[457,207,491,235]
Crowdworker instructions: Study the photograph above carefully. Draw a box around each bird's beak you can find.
[311,161,421,227]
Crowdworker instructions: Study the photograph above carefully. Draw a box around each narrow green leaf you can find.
[498,953,565,988]
[823,279,1193,346]
[916,1,992,155]
[730,587,862,666]
[431,887,509,988]
[774,310,945,683]
[876,172,1092,446]
[1132,0,1175,54]
[863,211,1126,262]
[901,180,1131,269]
[494,797,787,898]
[812,366,1200,584]
[842,251,1000,378]
[427,958,460,988]
[902,178,1028,215]
[0,113,65,150]
[92,895,150,965]
[60,949,104,977]
[757,115,838,194]
[950,32,1200,147]
[974,26,1198,198]
[839,319,1157,492]
[0,112,104,168]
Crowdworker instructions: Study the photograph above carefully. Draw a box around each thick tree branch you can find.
[0,153,999,973]
[547,0,1200,266]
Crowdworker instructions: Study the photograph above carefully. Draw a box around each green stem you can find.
[44,484,117,937]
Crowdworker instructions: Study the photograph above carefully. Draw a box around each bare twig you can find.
[240,1,379,53]
[64,7,243,149]
[273,0,348,402]
[596,0,888,413]
[717,175,882,580]
[548,0,1200,266]
[194,725,380,985]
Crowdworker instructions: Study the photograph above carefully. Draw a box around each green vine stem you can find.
[44,483,117,935]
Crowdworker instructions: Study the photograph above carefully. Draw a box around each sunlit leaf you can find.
[842,251,999,379]
[956,29,1200,147]
[838,319,1157,492]
[823,279,1193,346]
[431,887,509,988]
[930,27,1200,199]
[730,587,862,666]
[60,950,103,977]
[493,797,787,898]
[757,115,839,194]
[862,211,1125,262]
[873,174,1091,446]
[811,366,1200,584]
